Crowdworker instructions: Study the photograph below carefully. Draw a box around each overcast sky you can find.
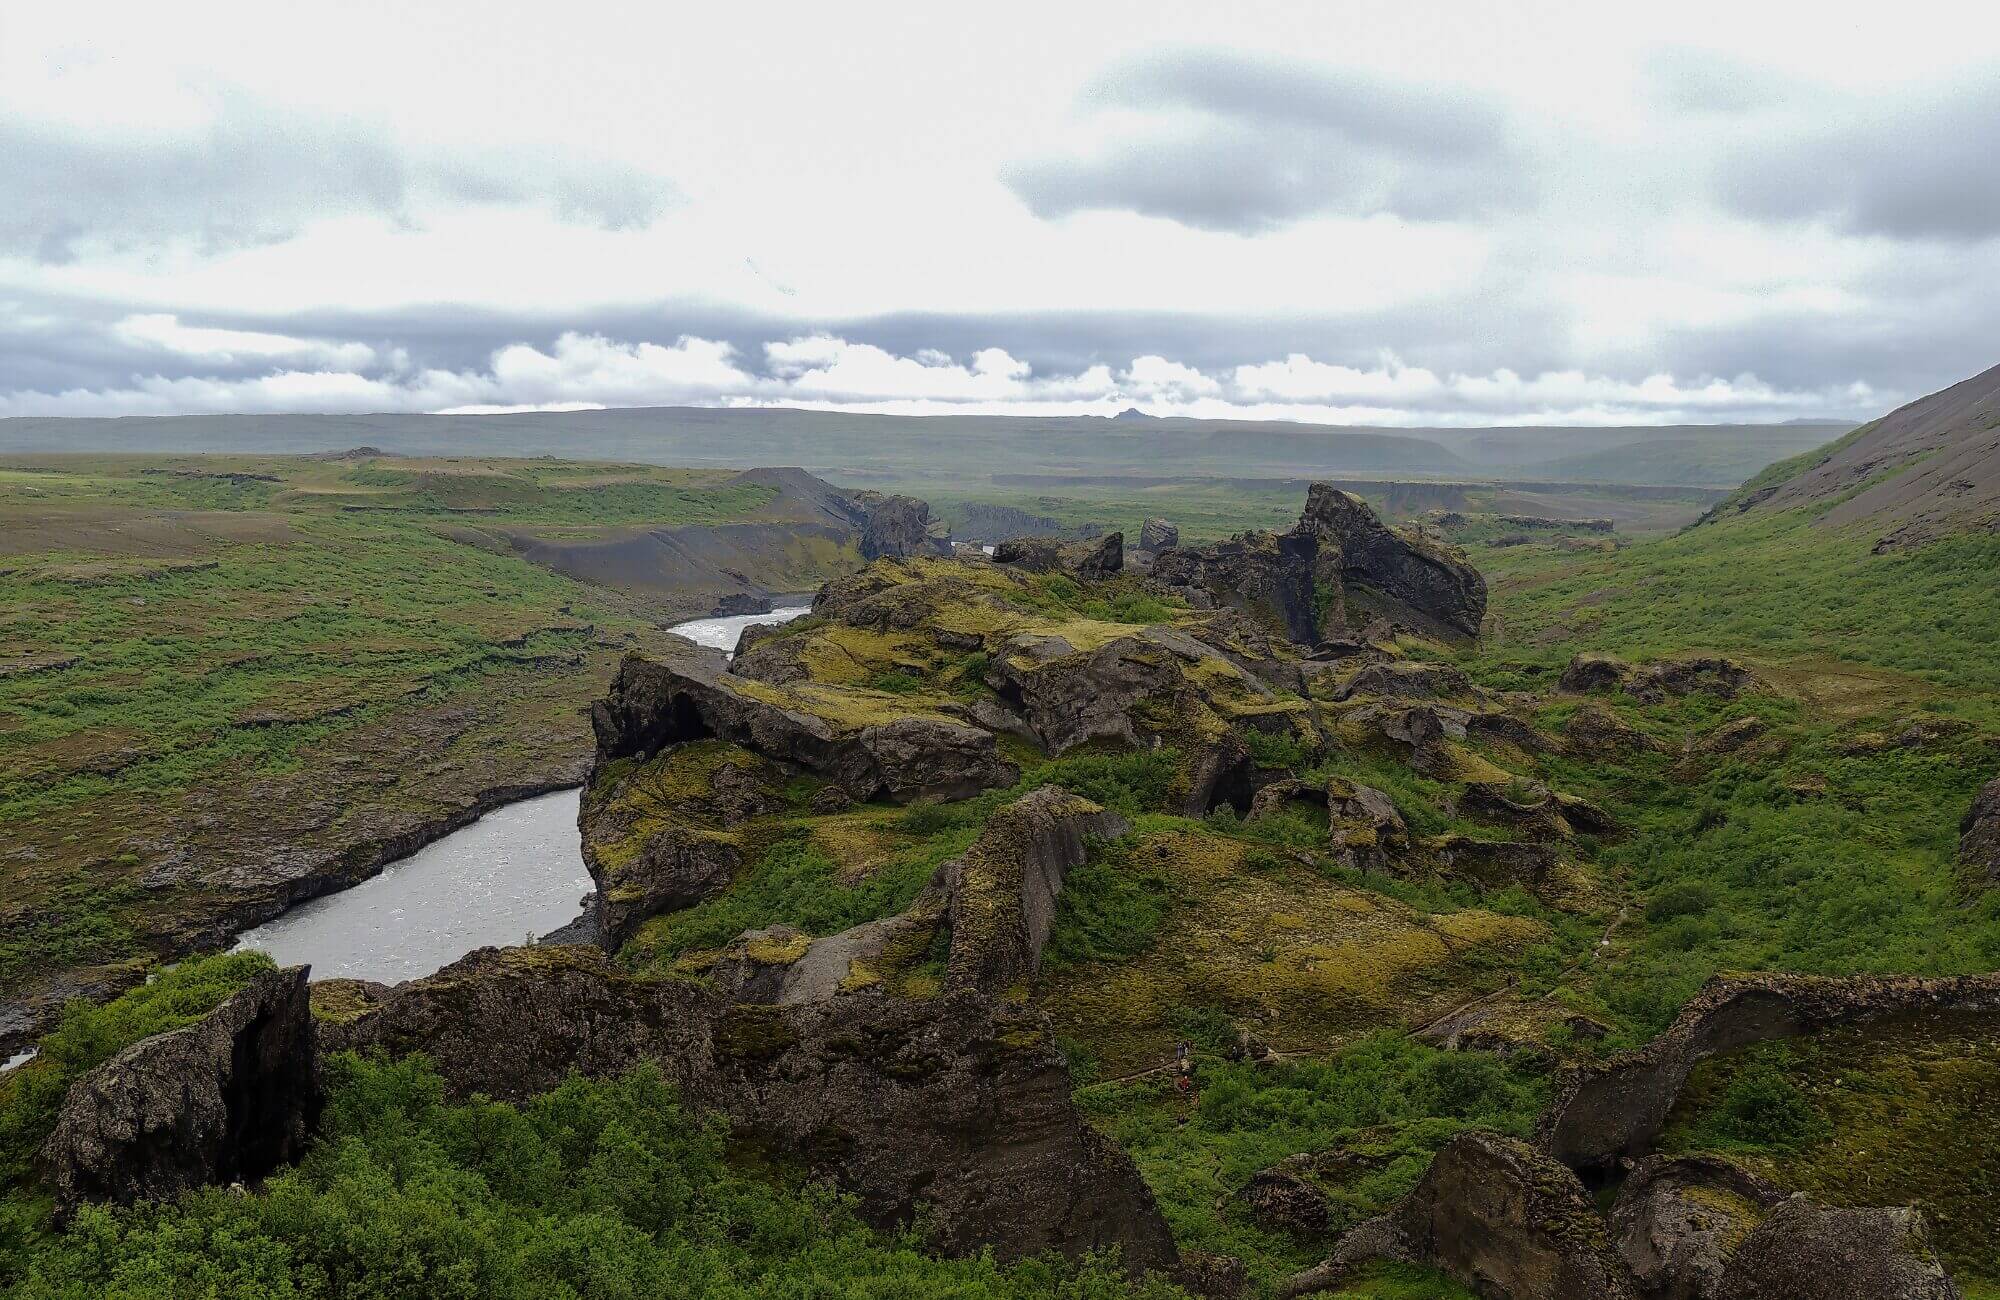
[5,0,1998,425]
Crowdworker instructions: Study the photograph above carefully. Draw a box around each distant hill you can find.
[1708,362,2000,544]
[0,406,1845,490]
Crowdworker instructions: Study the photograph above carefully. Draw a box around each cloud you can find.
[111,314,381,370]
[0,325,1892,427]
[1712,74,2000,241]
[0,95,681,263]
[1004,48,1526,233]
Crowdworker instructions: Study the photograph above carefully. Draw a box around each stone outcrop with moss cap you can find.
[42,965,317,1215]
[590,647,1013,804]
[1961,776,2000,886]
[1154,483,1486,642]
[941,786,1130,994]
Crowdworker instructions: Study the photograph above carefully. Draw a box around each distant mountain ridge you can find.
[0,406,1847,490]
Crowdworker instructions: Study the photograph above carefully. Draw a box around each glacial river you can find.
[230,604,811,984]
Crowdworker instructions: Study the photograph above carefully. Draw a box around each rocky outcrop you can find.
[1284,1131,1637,1299]
[984,624,1292,757]
[593,825,743,948]
[1540,972,2000,1171]
[1564,703,1666,759]
[856,493,935,561]
[1237,1159,1334,1239]
[324,946,1177,1274]
[42,966,316,1215]
[1611,1155,1783,1300]
[710,787,1128,1005]
[590,650,1012,804]
[1560,654,1759,704]
[1332,660,1472,702]
[1074,531,1124,579]
[1327,777,1407,871]
[1139,517,1180,553]
[712,591,775,616]
[942,787,1130,994]
[991,536,1065,572]
[1713,1198,1961,1300]
[1960,777,2000,885]
[1153,484,1486,643]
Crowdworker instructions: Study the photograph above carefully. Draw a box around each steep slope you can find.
[1717,361,2000,543]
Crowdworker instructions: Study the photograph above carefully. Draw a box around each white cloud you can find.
[0,329,1893,426]
[111,313,380,370]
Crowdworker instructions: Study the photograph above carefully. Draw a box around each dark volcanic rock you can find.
[1715,1197,1961,1300]
[991,536,1064,572]
[1641,656,1758,702]
[325,946,1178,1274]
[943,786,1130,994]
[1153,484,1486,643]
[590,650,1012,803]
[1332,660,1472,702]
[1611,1155,1783,1300]
[1237,1160,1334,1239]
[595,825,742,947]
[853,493,938,561]
[1960,777,2000,885]
[1561,652,1636,694]
[1284,1130,1637,1299]
[1540,972,2000,1171]
[43,966,316,1214]
[712,591,774,617]
[1563,703,1664,759]
[1139,517,1180,553]
[1074,531,1124,579]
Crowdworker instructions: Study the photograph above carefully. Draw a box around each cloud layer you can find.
[3,5,1998,427]
[0,320,1884,427]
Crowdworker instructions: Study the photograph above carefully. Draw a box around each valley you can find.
[1,374,1996,1299]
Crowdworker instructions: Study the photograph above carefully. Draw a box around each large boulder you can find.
[1960,777,2000,885]
[1139,517,1180,553]
[1714,1197,1961,1300]
[1284,1130,1636,1299]
[324,946,1178,1274]
[1154,484,1486,643]
[848,492,939,560]
[42,966,317,1214]
[1611,1155,1783,1300]
[1074,531,1124,579]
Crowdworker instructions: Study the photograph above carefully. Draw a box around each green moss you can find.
[714,1005,800,1061]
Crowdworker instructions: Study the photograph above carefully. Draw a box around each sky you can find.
[5,0,1998,426]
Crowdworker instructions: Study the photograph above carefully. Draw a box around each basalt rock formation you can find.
[1714,1198,1961,1300]
[590,648,1012,804]
[1283,1130,1637,1300]
[1540,971,2000,1171]
[1611,1155,1784,1300]
[1138,517,1180,553]
[1153,484,1486,642]
[323,946,1178,1272]
[42,965,316,1215]
[1961,776,2000,885]
[1560,652,1759,704]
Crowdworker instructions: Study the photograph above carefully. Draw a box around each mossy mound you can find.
[1660,1011,2000,1287]
[1034,825,1545,1073]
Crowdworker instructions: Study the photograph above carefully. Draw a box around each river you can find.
[230,603,812,984]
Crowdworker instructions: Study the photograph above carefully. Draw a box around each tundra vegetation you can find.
[3,429,1999,1299]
